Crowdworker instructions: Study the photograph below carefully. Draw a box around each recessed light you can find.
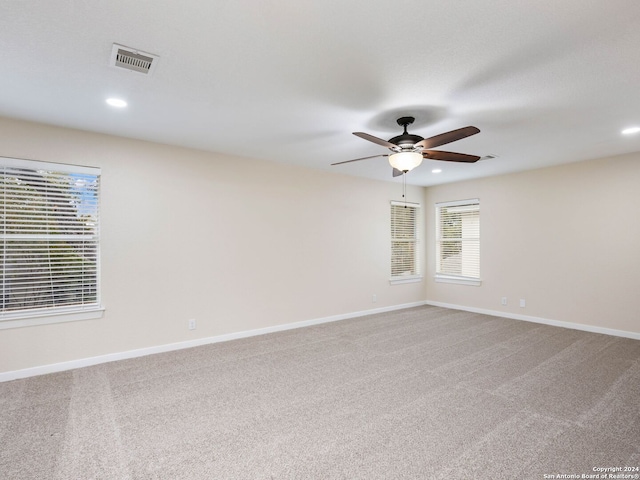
[622,126,640,135]
[432,168,442,173]
[106,98,127,108]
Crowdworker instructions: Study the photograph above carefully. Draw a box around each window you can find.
[0,157,103,328]
[390,201,421,284]
[435,199,480,286]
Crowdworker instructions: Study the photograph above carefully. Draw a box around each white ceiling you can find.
[1,1,640,186]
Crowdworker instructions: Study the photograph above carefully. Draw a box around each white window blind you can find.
[0,158,101,321]
[391,201,420,279]
[436,199,480,280]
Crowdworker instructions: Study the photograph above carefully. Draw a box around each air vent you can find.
[110,44,158,75]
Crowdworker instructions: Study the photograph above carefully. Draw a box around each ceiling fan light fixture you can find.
[389,151,423,172]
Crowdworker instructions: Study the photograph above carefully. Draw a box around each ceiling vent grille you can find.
[110,44,158,75]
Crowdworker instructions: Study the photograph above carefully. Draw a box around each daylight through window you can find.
[390,201,421,282]
[0,157,101,322]
[435,199,480,282]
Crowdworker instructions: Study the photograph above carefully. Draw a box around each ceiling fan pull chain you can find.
[403,172,407,207]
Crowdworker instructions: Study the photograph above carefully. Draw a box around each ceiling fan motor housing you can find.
[389,116,423,149]
[389,133,423,148]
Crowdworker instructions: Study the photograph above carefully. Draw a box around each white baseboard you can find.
[424,300,640,341]
[0,301,427,383]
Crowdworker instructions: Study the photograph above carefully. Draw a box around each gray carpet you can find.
[1,305,639,479]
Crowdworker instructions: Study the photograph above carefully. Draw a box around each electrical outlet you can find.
[372,294,377,303]
[188,319,196,330]
[519,299,526,308]
[501,297,507,306]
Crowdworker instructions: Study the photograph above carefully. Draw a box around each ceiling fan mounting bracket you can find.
[389,116,423,148]
[396,116,415,129]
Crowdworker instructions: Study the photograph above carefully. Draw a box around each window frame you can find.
[435,198,481,287]
[389,200,422,285]
[0,157,104,329]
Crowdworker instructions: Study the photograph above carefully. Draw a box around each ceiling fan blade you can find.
[353,132,397,149]
[392,168,403,177]
[415,126,480,150]
[423,150,481,163]
[331,154,388,166]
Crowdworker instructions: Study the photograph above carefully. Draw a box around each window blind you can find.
[391,201,420,278]
[436,199,479,279]
[0,158,100,319]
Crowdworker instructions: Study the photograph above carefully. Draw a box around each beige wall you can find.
[0,117,425,373]
[424,152,640,335]
[2,115,638,374]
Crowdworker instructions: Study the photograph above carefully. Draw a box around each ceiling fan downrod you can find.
[389,117,423,150]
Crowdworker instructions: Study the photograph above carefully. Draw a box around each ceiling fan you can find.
[332,117,481,177]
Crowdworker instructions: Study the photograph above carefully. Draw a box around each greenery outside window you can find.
[0,157,103,328]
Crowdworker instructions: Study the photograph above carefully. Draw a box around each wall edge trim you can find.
[425,300,640,340]
[0,301,427,382]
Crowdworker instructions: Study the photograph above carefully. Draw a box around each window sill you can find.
[389,275,423,285]
[0,306,105,330]
[434,275,482,286]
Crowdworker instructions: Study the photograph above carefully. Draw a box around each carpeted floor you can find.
[1,305,639,479]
